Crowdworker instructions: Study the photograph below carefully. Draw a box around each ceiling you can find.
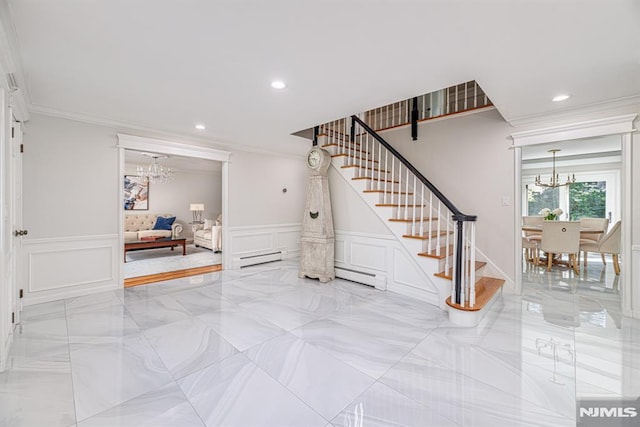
[4,0,640,155]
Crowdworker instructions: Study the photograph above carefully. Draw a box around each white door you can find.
[0,96,21,370]
[10,119,24,325]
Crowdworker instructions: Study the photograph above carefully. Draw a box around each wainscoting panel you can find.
[334,230,439,305]
[228,224,301,269]
[231,232,274,255]
[22,234,120,306]
[350,241,387,272]
[631,245,640,318]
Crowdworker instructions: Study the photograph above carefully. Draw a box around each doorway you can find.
[116,134,231,287]
[511,113,636,317]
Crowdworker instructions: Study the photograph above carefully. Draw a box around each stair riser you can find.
[349,170,391,180]
[372,194,416,205]
[399,221,438,235]
[421,237,454,255]
[324,145,372,159]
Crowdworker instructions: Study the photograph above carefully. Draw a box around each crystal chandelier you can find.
[534,149,575,188]
[136,153,175,184]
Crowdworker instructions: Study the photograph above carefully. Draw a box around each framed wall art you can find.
[124,175,149,210]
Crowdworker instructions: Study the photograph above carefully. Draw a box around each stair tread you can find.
[332,153,378,163]
[322,142,361,148]
[378,203,426,208]
[402,230,451,240]
[434,261,486,280]
[352,177,399,184]
[363,190,413,195]
[445,276,505,312]
[389,217,437,222]
[342,165,390,173]
[417,245,455,259]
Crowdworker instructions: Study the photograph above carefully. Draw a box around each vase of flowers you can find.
[539,208,563,221]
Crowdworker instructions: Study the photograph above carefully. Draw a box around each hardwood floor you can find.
[124,264,223,288]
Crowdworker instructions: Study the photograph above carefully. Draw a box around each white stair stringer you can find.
[329,153,453,309]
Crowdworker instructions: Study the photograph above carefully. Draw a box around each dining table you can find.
[521,224,604,268]
[522,225,603,235]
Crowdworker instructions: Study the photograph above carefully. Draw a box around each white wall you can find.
[225,150,308,263]
[124,162,222,234]
[381,109,516,281]
[24,114,119,238]
[329,165,391,235]
[227,150,307,227]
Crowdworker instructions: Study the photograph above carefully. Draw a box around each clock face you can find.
[307,149,321,169]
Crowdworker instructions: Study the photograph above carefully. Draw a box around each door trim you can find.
[116,134,232,285]
[511,113,637,317]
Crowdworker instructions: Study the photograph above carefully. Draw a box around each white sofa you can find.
[194,215,222,252]
[124,213,182,242]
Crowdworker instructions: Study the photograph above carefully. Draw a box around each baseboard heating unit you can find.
[238,251,283,268]
[335,266,386,290]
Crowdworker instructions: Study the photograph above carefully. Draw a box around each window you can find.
[527,186,559,217]
[568,181,606,220]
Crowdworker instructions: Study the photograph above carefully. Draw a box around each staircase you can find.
[319,115,504,327]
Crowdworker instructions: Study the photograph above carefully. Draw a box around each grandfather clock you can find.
[299,147,335,283]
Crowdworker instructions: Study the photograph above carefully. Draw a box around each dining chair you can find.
[522,216,543,263]
[579,217,610,266]
[540,221,581,274]
[522,236,539,264]
[579,220,621,275]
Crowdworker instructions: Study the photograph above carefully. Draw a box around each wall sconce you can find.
[189,203,204,223]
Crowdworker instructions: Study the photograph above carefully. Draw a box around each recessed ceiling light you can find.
[552,94,571,102]
[195,124,206,130]
[271,80,287,89]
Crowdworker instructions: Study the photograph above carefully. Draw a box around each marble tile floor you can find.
[1,256,638,426]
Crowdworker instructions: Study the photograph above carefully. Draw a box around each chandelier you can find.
[534,149,575,188]
[136,153,175,184]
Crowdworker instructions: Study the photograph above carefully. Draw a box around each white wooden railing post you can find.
[470,222,476,307]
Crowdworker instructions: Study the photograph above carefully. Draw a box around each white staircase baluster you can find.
[455,85,459,113]
[343,118,348,162]
[464,82,468,111]
[470,221,476,307]
[444,217,450,273]
[428,193,433,254]
[406,99,409,123]
[451,224,458,304]
[397,163,402,215]
[460,224,466,307]
[404,167,409,221]
[436,201,441,256]
[419,185,424,236]
[446,87,450,115]
[474,81,478,108]
[377,139,383,191]
[390,157,395,207]
[412,175,417,235]
[331,121,336,152]
[386,105,389,129]
[384,149,389,204]
[354,127,367,176]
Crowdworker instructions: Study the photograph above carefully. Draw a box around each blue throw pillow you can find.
[153,216,176,230]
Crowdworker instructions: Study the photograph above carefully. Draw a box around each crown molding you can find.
[506,94,640,128]
[510,113,637,147]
